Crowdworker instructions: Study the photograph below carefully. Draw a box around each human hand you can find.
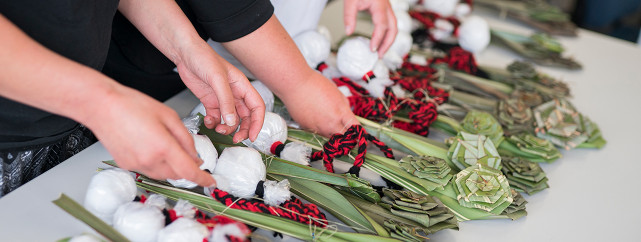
[175,41,265,143]
[86,86,216,187]
[344,0,398,58]
[279,72,359,137]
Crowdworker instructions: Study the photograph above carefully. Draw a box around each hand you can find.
[344,0,398,58]
[175,40,265,143]
[280,72,359,137]
[86,86,216,187]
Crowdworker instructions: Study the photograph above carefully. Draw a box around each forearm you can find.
[117,0,204,65]
[221,15,318,98]
[0,14,122,127]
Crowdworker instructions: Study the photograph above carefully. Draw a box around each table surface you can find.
[2,4,641,242]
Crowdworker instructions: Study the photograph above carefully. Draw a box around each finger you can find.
[137,160,180,181]
[227,72,265,142]
[205,72,239,130]
[378,9,398,57]
[200,95,221,129]
[343,0,359,35]
[165,140,216,187]
[163,112,199,160]
[232,102,252,143]
[369,5,389,53]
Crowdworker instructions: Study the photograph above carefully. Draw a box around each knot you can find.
[362,71,376,83]
[270,141,285,157]
[393,101,438,136]
[255,180,265,198]
[316,62,329,72]
[312,125,394,175]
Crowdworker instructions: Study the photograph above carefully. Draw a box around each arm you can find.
[117,0,265,142]
[344,0,398,58]
[0,14,213,186]
[222,15,359,137]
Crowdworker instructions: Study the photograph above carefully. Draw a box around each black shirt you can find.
[103,0,274,100]
[0,0,119,151]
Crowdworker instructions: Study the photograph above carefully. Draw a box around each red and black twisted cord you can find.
[209,189,328,228]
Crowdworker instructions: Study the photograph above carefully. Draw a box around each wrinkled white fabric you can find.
[157,218,209,242]
[212,147,266,199]
[337,37,378,81]
[242,112,288,154]
[84,168,137,225]
[113,202,165,242]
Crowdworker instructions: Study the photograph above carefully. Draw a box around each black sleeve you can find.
[185,0,274,42]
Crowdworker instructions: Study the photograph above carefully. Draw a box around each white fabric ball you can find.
[337,37,378,81]
[422,0,459,17]
[251,81,275,113]
[458,16,490,53]
[157,218,209,242]
[455,3,471,18]
[395,10,413,34]
[113,202,165,242]
[363,77,394,98]
[294,30,331,68]
[242,112,287,154]
[212,147,266,199]
[167,134,218,189]
[84,168,137,225]
[317,25,332,44]
[384,31,413,70]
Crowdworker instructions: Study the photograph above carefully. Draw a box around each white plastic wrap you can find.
[408,54,429,66]
[144,194,167,210]
[84,168,137,225]
[391,84,410,98]
[251,81,275,112]
[212,147,266,199]
[336,37,378,81]
[383,32,413,70]
[113,202,165,242]
[262,179,291,206]
[294,30,331,68]
[157,218,209,242]
[338,86,353,97]
[210,224,248,242]
[167,134,218,189]
[360,77,394,98]
[373,60,390,78]
[432,19,455,41]
[242,112,287,154]
[172,199,197,219]
[395,10,413,34]
[422,0,458,17]
[458,16,490,53]
[280,141,312,166]
[182,115,201,134]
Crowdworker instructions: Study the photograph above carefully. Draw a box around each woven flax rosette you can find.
[501,156,549,195]
[498,98,535,135]
[533,98,605,149]
[506,133,561,162]
[452,164,514,214]
[461,110,505,146]
[447,132,502,171]
[380,189,458,233]
[399,155,452,190]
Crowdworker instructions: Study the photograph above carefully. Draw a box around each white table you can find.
[2,4,641,242]
[321,3,641,242]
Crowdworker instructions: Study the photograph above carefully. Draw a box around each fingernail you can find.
[224,114,236,126]
[216,127,226,134]
[372,46,377,52]
[345,26,351,34]
[204,118,212,125]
